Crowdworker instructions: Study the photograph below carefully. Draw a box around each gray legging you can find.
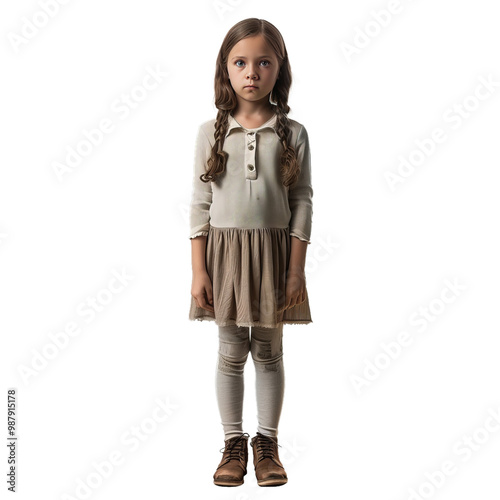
[215,323,285,440]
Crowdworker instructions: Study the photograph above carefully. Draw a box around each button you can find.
[247,131,255,136]
[247,164,255,171]
[248,145,254,150]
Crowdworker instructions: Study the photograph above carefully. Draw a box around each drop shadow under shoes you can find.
[250,432,288,486]
[213,432,250,487]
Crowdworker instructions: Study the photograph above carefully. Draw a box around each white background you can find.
[1,0,500,498]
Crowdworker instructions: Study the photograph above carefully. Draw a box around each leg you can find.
[215,324,251,440]
[250,323,285,438]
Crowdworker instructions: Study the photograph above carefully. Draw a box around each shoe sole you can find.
[257,477,288,486]
[213,479,244,486]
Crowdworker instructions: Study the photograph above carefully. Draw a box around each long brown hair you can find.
[200,18,300,188]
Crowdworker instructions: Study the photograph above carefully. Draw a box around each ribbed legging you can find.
[215,323,285,440]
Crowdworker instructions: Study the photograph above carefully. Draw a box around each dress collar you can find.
[225,112,278,138]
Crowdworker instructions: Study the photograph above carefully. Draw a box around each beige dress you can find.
[188,112,313,329]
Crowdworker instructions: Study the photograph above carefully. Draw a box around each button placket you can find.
[245,131,257,180]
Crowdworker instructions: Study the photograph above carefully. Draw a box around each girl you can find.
[188,18,313,487]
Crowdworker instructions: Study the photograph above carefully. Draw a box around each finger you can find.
[205,289,214,310]
[197,296,214,313]
[202,296,214,312]
[284,293,291,310]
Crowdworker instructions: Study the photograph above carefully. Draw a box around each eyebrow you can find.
[231,55,273,60]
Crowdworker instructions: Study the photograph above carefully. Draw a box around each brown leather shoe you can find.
[213,432,249,486]
[250,432,288,486]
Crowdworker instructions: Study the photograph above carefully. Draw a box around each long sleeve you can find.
[189,125,213,239]
[288,124,313,244]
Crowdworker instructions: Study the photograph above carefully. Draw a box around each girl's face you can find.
[226,35,280,108]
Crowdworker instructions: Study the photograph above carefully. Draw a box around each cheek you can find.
[228,68,242,79]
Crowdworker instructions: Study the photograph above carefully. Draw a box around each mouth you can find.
[244,85,258,89]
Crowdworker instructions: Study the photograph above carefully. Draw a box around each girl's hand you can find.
[191,270,214,313]
[284,270,306,310]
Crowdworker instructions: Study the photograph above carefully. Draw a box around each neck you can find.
[233,98,275,119]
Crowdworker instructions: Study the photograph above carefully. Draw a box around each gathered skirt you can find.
[188,224,313,329]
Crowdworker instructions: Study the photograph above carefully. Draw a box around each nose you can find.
[246,65,258,79]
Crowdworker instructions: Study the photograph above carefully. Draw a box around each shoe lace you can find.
[219,432,250,460]
[254,433,281,461]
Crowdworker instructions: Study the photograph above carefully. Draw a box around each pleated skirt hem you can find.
[189,315,312,328]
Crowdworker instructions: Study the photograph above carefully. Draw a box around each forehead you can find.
[228,35,275,59]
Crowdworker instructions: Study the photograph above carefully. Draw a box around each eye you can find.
[234,59,271,68]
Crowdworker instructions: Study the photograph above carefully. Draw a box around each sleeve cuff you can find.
[189,230,209,239]
[290,232,311,244]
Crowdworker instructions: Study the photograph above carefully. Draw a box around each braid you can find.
[200,109,230,183]
[273,96,300,188]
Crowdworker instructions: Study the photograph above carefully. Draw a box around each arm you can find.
[288,124,313,247]
[189,125,213,240]
[289,236,308,276]
[190,234,214,312]
[191,235,207,273]
[288,124,313,273]
[285,125,313,308]
[285,237,308,309]
[189,125,214,312]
